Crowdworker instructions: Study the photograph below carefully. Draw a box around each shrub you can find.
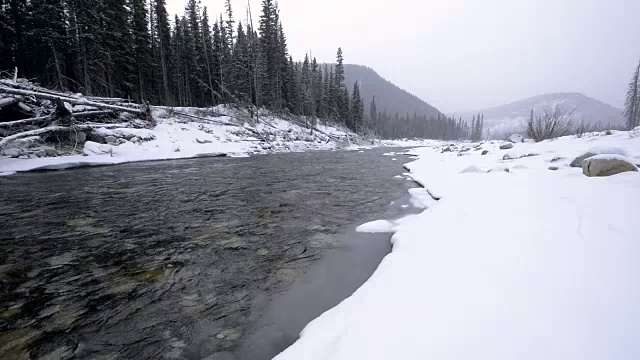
[527,105,575,142]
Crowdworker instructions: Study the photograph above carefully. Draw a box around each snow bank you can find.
[276,130,640,360]
[3,107,417,175]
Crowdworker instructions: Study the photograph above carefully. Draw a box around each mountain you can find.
[455,93,624,137]
[343,64,442,119]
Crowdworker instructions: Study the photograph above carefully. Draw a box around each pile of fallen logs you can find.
[0,78,153,152]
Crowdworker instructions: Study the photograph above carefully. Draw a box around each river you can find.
[0,148,416,360]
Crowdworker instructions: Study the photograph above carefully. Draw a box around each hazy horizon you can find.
[167,0,640,113]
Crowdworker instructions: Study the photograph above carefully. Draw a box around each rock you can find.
[460,165,483,173]
[520,153,539,158]
[549,166,559,171]
[3,148,22,158]
[583,155,639,177]
[202,351,236,360]
[105,135,117,144]
[130,136,141,143]
[43,147,57,156]
[503,154,514,160]
[83,141,114,155]
[499,143,514,150]
[481,150,489,155]
[550,157,565,163]
[508,134,524,143]
[71,131,87,144]
[441,147,452,153]
[35,149,46,157]
[196,138,213,144]
[18,154,29,159]
[570,152,596,167]
[487,166,510,173]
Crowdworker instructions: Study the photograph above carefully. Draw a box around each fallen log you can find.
[0,125,68,148]
[0,86,145,116]
[0,115,52,128]
[0,97,17,108]
[171,110,239,127]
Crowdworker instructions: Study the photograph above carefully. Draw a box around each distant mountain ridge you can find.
[455,93,624,137]
[342,64,442,119]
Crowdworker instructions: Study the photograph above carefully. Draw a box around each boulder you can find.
[441,147,452,153]
[460,165,483,174]
[105,135,117,144]
[34,149,46,157]
[508,134,524,143]
[549,166,559,171]
[487,166,510,173]
[570,152,596,167]
[71,131,87,144]
[481,150,489,155]
[3,148,22,158]
[18,154,29,159]
[43,147,57,157]
[499,143,514,150]
[582,155,639,177]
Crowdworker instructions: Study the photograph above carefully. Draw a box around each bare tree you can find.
[527,105,575,142]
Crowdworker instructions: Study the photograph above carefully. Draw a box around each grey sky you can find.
[167,0,640,112]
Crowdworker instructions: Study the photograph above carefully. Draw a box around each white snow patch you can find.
[276,129,640,360]
[355,220,394,233]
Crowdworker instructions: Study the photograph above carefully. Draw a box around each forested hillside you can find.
[0,0,478,140]
[343,64,441,120]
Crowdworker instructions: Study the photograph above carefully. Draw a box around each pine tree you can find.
[350,81,365,133]
[624,59,640,130]
[370,96,377,134]
[0,0,12,72]
[232,22,251,103]
[130,0,153,101]
[154,0,173,104]
[258,0,278,108]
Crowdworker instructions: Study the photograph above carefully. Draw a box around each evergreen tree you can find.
[624,59,640,130]
[0,0,12,72]
[370,96,377,134]
[232,22,251,103]
[350,81,365,133]
[131,0,153,101]
[155,0,173,104]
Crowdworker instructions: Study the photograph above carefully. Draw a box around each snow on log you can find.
[0,126,69,148]
[0,115,52,128]
[0,86,145,115]
[0,97,18,108]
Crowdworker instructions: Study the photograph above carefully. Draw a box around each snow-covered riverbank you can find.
[276,129,640,360]
[0,106,426,176]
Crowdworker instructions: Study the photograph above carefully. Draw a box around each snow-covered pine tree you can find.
[624,59,640,130]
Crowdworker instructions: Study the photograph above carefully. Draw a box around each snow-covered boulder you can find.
[583,155,639,177]
[83,141,113,156]
[441,147,452,153]
[460,165,483,174]
[71,131,87,144]
[570,152,597,168]
[2,148,22,158]
[487,166,510,173]
[499,143,514,150]
[43,147,57,157]
[508,134,524,143]
[105,136,117,144]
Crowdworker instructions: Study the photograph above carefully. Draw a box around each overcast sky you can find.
[167,0,640,112]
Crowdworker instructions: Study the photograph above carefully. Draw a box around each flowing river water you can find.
[0,148,417,360]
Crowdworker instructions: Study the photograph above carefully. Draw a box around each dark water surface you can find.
[0,148,415,360]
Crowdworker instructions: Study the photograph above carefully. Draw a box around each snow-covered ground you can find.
[276,129,640,360]
[0,106,421,176]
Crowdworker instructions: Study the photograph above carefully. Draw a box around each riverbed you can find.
[0,148,415,359]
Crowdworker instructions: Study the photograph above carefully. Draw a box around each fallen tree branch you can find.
[72,110,115,118]
[0,97,18,108]
[0,86,144,115]
[0,115,52,128]
[0,125,68,147]
[171,110,239,127]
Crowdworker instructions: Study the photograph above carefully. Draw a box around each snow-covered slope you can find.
[457,93,624,137]
[276,129,640,360]
[0,106,429,176]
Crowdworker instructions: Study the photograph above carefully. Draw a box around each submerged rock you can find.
[583,155,638,177]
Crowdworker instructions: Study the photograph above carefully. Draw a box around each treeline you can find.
[0,0,366,132]
[368,96,484,140]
